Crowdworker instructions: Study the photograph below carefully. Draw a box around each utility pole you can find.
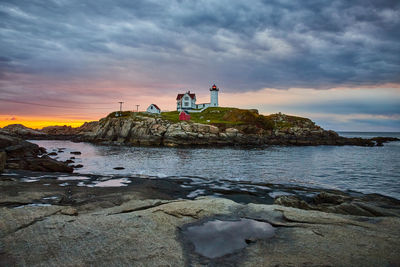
[135,104,140,112]
[118,101,124,116]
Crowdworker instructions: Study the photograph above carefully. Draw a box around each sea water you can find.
[30,132,400,199]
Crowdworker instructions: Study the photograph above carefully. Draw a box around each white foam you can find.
[187,189,206,198]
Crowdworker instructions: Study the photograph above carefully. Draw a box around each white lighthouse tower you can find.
[210,84,219,107]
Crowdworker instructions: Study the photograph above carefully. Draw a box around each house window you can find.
[185,96,189,100]
[184,101,189,106]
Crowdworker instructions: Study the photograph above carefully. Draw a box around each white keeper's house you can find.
[176,84,219,112]
[146,104,161,114]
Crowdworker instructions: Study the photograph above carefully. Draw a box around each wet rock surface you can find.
[0,170,399,266]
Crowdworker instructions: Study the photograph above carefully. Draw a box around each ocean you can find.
[30,132,400,200]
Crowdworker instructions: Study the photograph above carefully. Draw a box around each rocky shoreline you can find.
[1,116,400,265]
[1,169,400,266]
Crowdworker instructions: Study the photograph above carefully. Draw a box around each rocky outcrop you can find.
[1,121,99,140]
[1,169,399,266]
[0,196,399,266]
[1,124,45,138]
[78,114,380,147]
[0,134,72,173]
[274,192,400,217]
[41,121,98,136]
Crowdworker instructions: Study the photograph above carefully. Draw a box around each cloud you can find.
[0,0,399,130]
[222,86,400,131]
[0,0,399,89]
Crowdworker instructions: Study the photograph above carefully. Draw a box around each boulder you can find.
[312,192,351,205]
[61,207,78,216]
[274,195,311,210]
[6,157,73,173]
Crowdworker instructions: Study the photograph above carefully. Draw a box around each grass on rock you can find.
[105,107,316,131]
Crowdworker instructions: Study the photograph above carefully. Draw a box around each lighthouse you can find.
[210,84,219,107]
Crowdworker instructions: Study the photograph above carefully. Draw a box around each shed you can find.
[179,110,191,121]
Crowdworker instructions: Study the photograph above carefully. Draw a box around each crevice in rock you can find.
[106,201,165,215]
[154,208,204,219]
[0,202,32,208]
[280,212,370,228]
[3,209,61,238]
[241,216,297,228]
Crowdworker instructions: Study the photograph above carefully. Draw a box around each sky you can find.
[0,0,399,131]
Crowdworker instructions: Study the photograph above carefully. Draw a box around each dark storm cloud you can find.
[0,0,399,91]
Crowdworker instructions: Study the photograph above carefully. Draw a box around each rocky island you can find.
[3,108,397,147]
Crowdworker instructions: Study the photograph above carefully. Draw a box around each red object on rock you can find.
[179,111,191,121]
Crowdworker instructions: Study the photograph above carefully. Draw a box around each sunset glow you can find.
[0,0,399,131]
[0,116,88,129]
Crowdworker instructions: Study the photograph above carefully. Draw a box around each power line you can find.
[0,98,115,110]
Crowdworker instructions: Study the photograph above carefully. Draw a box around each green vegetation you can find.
[265,113,315,130]
[161,107,274,130]
[161,107,244,125]
[104,107,315,131]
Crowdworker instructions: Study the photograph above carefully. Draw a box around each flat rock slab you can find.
[1,197,399,266]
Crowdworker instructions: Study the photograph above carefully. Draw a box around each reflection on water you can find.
[183,218,275,258]
[30,134,400,199]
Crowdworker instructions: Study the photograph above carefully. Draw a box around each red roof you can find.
[151,104,160,110]
[176,92,196,100]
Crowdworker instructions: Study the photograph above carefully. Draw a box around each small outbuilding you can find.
[179,110,191,121]
[146,104,161,114]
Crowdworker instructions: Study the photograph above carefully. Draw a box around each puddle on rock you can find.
[183,218,275,259]
[57,176,90,181]
[92,178,131,187]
